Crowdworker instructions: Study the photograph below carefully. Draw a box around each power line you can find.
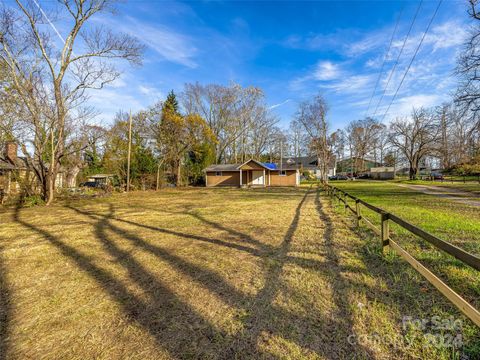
[381,0,443,122]
[372,0,423,118]
[364,6,404,118]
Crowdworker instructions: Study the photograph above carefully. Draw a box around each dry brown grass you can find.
[0,187,476,359]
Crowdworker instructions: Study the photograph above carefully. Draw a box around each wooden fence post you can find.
[355,199,361,227]
[381,212,390,253]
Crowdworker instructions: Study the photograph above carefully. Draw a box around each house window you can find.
[279,170,287,176]
[215,171,222,176]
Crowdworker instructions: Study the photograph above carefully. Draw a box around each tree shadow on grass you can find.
[12,205,232,359]
[120,204,334,273]
[69,189,374,358]
[0,246,11,360]
[14,188,375,359]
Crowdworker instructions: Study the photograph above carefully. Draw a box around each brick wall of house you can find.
[5,141,17,163]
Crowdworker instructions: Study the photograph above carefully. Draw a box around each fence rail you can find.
[324,184,480,328]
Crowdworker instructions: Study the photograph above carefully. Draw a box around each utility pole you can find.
[280,140,283,171]
[393,149,397,177]
[126,110,132,192]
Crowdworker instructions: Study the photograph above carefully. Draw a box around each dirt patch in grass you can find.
[0,187,477,359]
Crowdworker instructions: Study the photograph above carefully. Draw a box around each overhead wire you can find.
[372,0,423,118]
[381,0,443,122]
[364,5,404,118]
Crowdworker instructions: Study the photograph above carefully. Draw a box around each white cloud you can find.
[85,81,165,123]
[427,21,468,51]
[136,22,198,68]
[320,74,374,94]
[345,32,387,57]
[94,16,198,68]
[390,20,468,57]
[110,77,127,88]
[313,61,342,81]
[138,85,163,100]
[87,87,145,122]
[382,94,443,121]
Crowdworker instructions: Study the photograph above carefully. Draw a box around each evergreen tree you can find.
[164,90,179,114]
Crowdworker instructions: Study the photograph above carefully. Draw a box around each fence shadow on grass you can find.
[0,247,11,360]
[327,189,480,356]
[313,190,376,359]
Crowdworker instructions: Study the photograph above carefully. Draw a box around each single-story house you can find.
[370,167,395,180]
[282,155,336,178]
[204,159,300,187]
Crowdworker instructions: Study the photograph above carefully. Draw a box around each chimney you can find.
[4,141,17,164]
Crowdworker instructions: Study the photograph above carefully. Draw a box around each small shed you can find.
[87,174,116,187]
[370,167,395,180]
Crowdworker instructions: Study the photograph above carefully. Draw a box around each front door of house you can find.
[251,170,264,185]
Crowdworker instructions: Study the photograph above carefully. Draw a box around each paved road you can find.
[396,183,480,207]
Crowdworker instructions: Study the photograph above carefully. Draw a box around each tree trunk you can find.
[176,160,182,186]
[156,163,161,191]
[409,160,419,180]
[45,172,54,205]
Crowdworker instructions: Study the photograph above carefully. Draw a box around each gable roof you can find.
[282,155,336,169]
[282,156,317,168]
[237,159,271,170]
[204,164,240,172]
[0,156,29,170]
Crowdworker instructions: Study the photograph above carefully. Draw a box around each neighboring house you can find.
[282,155,336,178]
[370,167,395,180]
[83,174,116,188]
[0,141,80,201]
[204,159,300,187]
[0,142,30,199]
[336,157,381,175]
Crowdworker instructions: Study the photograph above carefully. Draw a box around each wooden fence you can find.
[324,184,480,328]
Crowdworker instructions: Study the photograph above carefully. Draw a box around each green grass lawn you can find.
[0,187,478,359]
[329,180,479,345]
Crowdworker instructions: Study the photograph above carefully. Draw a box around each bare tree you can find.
[288,119,308,158]
[248,109,278,160]
[456,1,480,122]
[182,83,266,163]
[389,108,440,179]
[345,117,383,174]
[329,129,345,162]
[0,0,143,204]
[266,127,287,163]
[297,93,331,182]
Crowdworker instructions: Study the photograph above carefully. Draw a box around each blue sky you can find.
[34,0,473,130]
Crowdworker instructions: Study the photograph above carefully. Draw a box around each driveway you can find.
[396,183,480,207]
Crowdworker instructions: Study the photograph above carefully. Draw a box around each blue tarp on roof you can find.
[262,162,277,170]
